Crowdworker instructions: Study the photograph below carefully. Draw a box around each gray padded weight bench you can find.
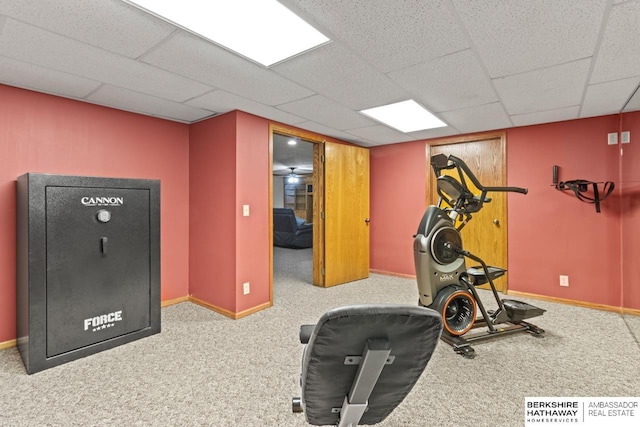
[292,304,443,426]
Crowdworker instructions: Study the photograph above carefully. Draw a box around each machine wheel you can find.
[432,285,476,336]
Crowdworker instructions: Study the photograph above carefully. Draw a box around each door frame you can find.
[269,124,326,303]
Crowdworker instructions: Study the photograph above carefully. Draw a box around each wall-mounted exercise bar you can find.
[552,165,615,213]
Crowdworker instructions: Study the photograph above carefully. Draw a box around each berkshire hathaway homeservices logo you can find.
[525,397,639,426]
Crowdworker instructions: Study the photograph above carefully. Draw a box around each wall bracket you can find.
[552,165,615,213]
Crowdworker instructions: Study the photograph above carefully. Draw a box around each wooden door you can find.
[323,142,370,287]
[429,136,509,292]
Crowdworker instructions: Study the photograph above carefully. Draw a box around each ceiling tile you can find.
[409,127,461,141]
[277,95,375,130]
[590,0,640,84]
[623,86,640,112]
[87,85,215,123]
[0,19,213,103]
[0,0,636,141]
[439,102,512,134]
[0,0,175,58]
[511,106,580,127]
[142,31,315,106]
[291,121,365,145]
[453,0,607,77]
[278,0,468,73]
[186,90,307,125]
[272,134,314,171]
[0,56,100,98]
[494,59,591,116]
[581,77,640,118]
[273,42,409,110]
[345,124,417,146]
[388,49,497,113]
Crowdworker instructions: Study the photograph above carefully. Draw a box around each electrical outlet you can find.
[559,275,569,287]
[243,282,250,295]
[607,132,618,145]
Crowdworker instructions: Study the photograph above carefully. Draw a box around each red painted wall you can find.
[507,116,621,306]
[621,111,640,310]
[0,85,190,344]
[3,82,636,349]
[189,111,271,314]
[370,114,635,309]
[189,113,238,311]
[370,141,427,276]
[235,112,271,312]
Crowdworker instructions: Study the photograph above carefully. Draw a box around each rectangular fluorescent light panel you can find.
[360,100,447,133]
[124,0,329,66]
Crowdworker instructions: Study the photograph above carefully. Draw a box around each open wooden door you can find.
[428,134,509,293]
[322,142,370,287]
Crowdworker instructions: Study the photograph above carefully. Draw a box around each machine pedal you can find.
[502,299,546,323]
[466,266,506,286]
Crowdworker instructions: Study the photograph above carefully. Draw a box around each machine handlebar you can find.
[430,154,527,225]
[445,155,528,195]
[483,185,528,195]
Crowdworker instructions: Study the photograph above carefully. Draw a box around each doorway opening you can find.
[269,124,371,304]
[272,132,315,286]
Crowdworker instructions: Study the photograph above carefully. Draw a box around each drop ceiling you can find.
[1,0,639,147]
[272,133,314,173]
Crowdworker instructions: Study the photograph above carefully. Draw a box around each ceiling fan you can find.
[273,167,313,183]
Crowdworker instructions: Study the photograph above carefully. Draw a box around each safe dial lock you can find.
[96,209,111,223]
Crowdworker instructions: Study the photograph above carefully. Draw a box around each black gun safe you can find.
[16,174,160,374]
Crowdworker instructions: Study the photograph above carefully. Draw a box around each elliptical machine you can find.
[413,154,545,358]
